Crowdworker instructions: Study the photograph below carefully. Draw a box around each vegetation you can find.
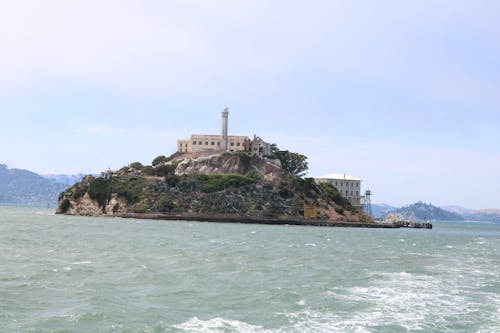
[58,150,368,222]
[88,177,111,208]
[60,199,71,213]
[152,155,168,166]
[196,174,256,192]
[129,162,144,170]
[270,144,308,177]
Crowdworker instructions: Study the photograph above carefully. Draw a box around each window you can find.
[199,141,202,145]
[230,142,234,146]
[205,141,208,145]
[185,143,188,147]
[211,141,215,145]
[193,141,196,145]
[335,181,337,186]
[351,191,353,196]
[356,191,359,196]
[236,142,241,146]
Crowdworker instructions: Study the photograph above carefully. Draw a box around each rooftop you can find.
[314,173,362,181]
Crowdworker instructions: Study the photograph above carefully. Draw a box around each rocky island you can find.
[56,150,377,226]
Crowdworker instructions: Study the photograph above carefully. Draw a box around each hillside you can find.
[463,209,500,223]
[0,164,68,206]
[56,152,371,223]
[371,203,398,219]
[394,201,464,221]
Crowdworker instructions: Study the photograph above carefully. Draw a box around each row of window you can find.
[345,191,359,196]
[335,181,359,188]
[192,141,242,147]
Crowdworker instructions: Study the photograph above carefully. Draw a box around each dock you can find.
[396,221,433,229]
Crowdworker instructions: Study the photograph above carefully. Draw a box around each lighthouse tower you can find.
[220,106,229,152]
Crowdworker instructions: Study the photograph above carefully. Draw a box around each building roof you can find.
[314,173,362,181]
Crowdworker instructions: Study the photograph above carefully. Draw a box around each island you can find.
[56,150,386,227]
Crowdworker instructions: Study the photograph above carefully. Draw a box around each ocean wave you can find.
[173,317,272,333]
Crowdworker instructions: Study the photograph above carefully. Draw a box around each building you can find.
[177,107,271,157]
[314,173,364,208]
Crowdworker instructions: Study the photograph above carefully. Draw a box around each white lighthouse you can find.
[220,106,229,152]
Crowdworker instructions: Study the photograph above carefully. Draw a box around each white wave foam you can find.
[71,261,92,265]
[173,317,271,333]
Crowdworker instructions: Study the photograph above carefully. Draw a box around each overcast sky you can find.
[1,0,499,209]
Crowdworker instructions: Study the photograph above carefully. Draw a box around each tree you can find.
[272,146,308,177]
[152,155,167,166]
[130,162,143,170]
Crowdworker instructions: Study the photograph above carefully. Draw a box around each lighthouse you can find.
[220,106,229,152]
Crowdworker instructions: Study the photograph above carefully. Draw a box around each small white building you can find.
[314,173,364,208]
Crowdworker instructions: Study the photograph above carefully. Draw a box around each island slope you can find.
[56,152,371,224]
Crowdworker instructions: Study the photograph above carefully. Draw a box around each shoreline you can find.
[107,212,400,228]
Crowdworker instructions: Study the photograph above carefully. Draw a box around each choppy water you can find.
[1,206,499,333]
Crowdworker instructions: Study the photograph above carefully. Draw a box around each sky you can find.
[0,0,499,209]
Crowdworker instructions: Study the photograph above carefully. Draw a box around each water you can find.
[1,206,499,333]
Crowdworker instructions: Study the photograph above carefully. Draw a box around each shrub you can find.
[88,178,111,208]
[152,155,167,166]
[108,176,145,204]
[197,174,255,192]
[165,174,179,187]
[130,162,144,170]
[159,199,174,212]
[72,186,87,200]
[142,166,154,176]
[59,199,71,213]
[154,164,176,177]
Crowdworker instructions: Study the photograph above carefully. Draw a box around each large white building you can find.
[177,107,271,157]
[314,173,364,208]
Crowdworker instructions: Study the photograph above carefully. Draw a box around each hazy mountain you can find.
[0,164,68,206]
[462,209,500,223]
[42,174,84,186]
[440,205,474,215]
[394,201,464,221]
[371,203,398,219]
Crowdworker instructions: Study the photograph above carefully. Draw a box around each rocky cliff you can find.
[56,153,370,223]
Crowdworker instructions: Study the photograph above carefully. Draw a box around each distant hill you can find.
[42,174,84,186]
[440,205,500,223]
[371,203,398,219]
[440,205,474,215]
[463,209,500,223]
[0,164,69,206]
[394,201,464,221]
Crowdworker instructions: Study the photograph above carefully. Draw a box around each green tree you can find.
[152,155,167,166]
[273,148,308,177]
[130,162,143,170]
